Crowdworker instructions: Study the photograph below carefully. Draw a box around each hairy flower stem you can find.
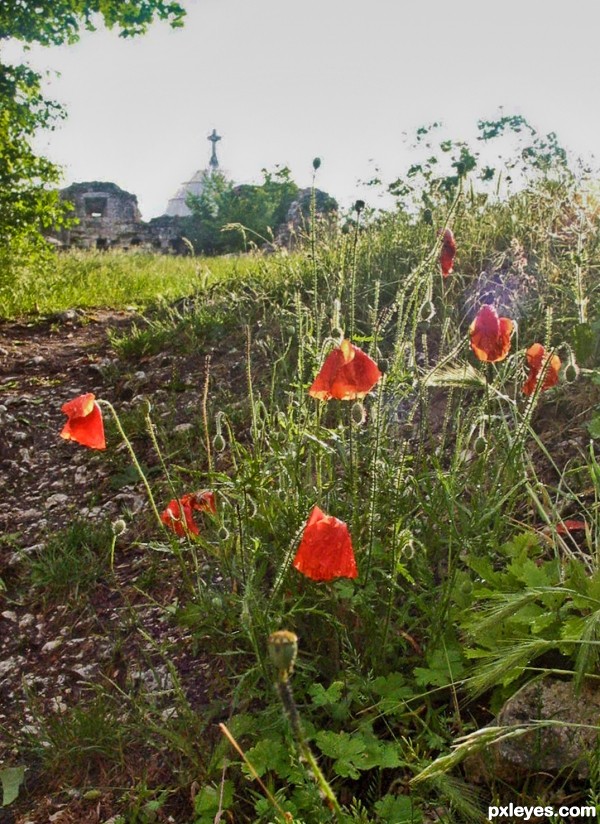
[99,400,163,529]
[99,401,196,593]
[363,375,385,585]
[311,171,320,352]
[202,354,213,475]
[276,677,343,819]
[349,211,360,341]
[246,326,259,444]
[347,405,357,524]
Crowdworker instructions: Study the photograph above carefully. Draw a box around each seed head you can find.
[268,630,298,681]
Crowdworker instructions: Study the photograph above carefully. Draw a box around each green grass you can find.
[28,518,113,601]
[0,249,272,318]
[5,171,600,821]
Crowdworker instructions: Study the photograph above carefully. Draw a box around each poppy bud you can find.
[218,526,230,541]
[354,199,365,214]
[112,519,127,536]
[213,433,226,452]
[140,397,152,416]
[268,630,298,681]
[474,435,487,455]
[565,362,579,383]
[420,300,435,322]
[422,208,433,225]
[312,157,321,171]
[351,402,366,425]
[460,579,474,595]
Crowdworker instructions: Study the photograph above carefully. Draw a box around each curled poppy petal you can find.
[161,490,216,537]
[522,343,561,396]
[309,339,382,401]
[556,519,587,535]
[182,490,217,514]
[293,506,358,582]
[60,393,106,450]
[440,228,456,277]
[469,304,514,363]
[161,498,199,536]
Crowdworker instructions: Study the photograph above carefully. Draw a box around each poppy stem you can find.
[276,677,344,820]
[246,326,259,444]
[202,354,213,475]
[98,400,163,530]
[364,375,386,585]
[311,169,320,352]
[349,209,361,341]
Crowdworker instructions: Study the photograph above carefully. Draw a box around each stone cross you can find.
[208,129,221,170]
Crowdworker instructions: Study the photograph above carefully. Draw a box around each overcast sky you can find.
[4,0,600,219]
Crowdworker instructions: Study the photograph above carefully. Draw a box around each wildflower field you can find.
[3,133,600,823]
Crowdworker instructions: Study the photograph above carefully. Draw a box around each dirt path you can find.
[0,310,137,551]
[0,311,227,822]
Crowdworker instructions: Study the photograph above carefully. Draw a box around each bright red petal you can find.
[197,490,217,514]
[293,506,358,582]
[522,344,561,396]
[309,341,381,401]
[556,519,586,534]
[161,499,199,536]
[60,394,106,450]
[469,306,513,363]
[440,229,456,277]
[309,348,348,400]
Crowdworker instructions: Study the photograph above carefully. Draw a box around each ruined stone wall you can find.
[55,181,182,252]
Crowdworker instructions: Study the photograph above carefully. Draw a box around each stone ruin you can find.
[51,132,338,254]
[55,181,185,253]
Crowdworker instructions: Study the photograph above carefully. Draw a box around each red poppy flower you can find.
[469,304,514,363]
[160,490,216,537]
[440,228,457,277]
[293,506,358,582]
[522,343,561,396]
[556,519,586,535]
[309,339,382,401]
[60,393,106,450]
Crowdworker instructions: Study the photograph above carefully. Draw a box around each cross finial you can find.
[208,129,221,171]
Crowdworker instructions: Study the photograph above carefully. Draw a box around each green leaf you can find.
[371,672,414,714]
[314,728,403,777]
[588,414,600,440]
[414,647,464,687]
[508,557,555,588]
[243,738,292,780]
[194,780,233,819]
[308,681,344,707]
[1,766,25,807]
[375,793,421,823]
[571,322,596,365]
[314,731,367,779]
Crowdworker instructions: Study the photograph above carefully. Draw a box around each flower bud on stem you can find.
[268,632,343,819]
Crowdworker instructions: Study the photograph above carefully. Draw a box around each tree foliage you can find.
[0,0,186,277]
[1,0,185,45]
[183,167,302,255]
[387,113,576,215]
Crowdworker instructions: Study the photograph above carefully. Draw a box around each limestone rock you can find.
[494,677,600,779]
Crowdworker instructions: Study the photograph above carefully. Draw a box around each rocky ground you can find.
[0,311,235,823]
[1,309,597,822]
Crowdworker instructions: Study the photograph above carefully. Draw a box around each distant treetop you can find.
[0,0,186,46]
